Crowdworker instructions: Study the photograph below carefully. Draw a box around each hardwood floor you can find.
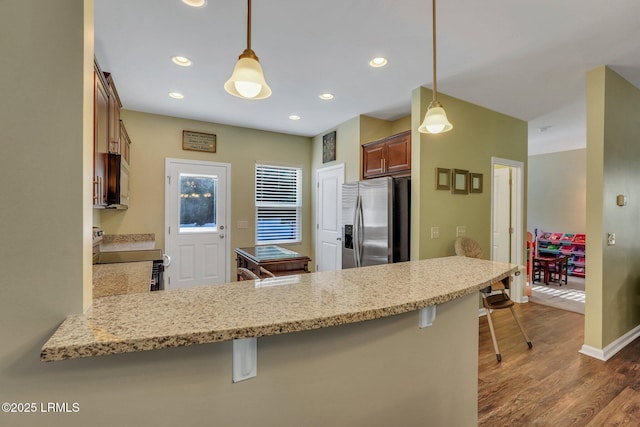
[478,302,640,426]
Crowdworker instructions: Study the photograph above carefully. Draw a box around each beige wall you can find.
[411,87,528,260]
[98,110,313,275]
[585,66,640,349]
[1,3,481,425]
[528,149,586,234]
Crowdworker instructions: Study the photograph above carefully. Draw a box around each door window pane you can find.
[179,174,217,233]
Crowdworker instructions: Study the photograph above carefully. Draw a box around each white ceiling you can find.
[94,0,640,156]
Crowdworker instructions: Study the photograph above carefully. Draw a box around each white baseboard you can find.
[579,324,640,361]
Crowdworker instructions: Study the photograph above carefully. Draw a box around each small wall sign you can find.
[183,130,216,153]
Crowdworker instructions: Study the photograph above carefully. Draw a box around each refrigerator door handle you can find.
[356,195,365,267]
[353,194,363,267]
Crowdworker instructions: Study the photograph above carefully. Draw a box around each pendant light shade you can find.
[224,0,271,100]
[418,101,453,134]
[419,0,453,134]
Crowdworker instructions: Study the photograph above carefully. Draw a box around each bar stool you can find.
[455,237,533,362]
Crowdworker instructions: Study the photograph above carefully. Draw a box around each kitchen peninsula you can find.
[42,256,516,425]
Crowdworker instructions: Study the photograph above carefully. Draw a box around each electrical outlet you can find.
[431,227,440,239]
[607,232,616,246]
[456,226,466,237]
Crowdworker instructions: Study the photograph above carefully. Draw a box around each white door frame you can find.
[315,163,345,272]
[491,157,526,303]
[164,158,232,285]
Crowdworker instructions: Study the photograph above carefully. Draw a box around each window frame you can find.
[255,163,302,245]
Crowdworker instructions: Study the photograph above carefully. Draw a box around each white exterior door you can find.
[315,164,344,271]
[165,158,230,289]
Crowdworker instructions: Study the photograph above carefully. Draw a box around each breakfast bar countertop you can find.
[41,256,517,362]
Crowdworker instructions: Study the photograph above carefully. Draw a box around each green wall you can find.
[99,110,313,275]
[528,149,586,234]
[585,66,640,350]
[411,87,528,260]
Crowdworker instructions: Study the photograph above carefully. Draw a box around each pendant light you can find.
[418,0,453,134]
[224,0,272,100]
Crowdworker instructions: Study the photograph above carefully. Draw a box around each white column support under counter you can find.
[419,306,437,328]
[232,338,257,382]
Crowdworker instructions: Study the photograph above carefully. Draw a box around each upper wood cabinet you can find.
[362,130,411,179]
[93,57,130,208]
[93,59,109,206]
[104,72,122,154]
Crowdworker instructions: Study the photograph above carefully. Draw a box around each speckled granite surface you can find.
[100,234,156,252]
[41,256,516,361]
[93,262,152,298]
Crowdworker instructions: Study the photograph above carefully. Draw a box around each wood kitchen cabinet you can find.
[93,57,131,208]
[93,59,109,207]
[362,130,411,179]
[104,72,122,154]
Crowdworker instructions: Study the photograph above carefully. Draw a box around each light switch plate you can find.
[237,220,248,229]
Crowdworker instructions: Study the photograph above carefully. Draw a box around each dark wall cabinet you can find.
[362,130,411,179]
[93,58,129,208]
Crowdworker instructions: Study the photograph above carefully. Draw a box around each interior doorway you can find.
[491,157,525,303]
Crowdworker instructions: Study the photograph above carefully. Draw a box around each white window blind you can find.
[255,164,302,244]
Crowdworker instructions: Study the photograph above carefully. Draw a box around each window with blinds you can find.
[255,164,302,244]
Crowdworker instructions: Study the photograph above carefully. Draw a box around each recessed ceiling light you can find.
[181,0,206,7]
[171,56,192,67]
[369,57,388,68]
[319,93,334,100]
[169,92,184,99]
[289,115,301,121]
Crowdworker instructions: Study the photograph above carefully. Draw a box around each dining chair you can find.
[454,236,533,362]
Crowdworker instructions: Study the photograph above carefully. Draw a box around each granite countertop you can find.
[99,233,156,252]
[42,256,517,362]
[93,262,152,298]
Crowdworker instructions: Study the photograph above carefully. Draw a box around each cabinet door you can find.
[362,141,386,179]
[94,70,109,206]
[120,120,131,165]
[385,131,411,176]
[107,80,120,154]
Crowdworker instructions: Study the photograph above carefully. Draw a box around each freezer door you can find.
[359,177,392,266]
[341,182,359,269]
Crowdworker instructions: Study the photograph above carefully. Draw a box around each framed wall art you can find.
[452,169,469,194]
[322,131,336,163]
[436,168,450,190]
[470,173,483,193]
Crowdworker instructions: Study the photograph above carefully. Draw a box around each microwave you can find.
[106,153,129,208]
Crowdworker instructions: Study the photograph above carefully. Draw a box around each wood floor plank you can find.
[478,302,640,426]
[586,387,640,426]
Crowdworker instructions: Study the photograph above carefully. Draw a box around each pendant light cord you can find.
[432,0,438,102]
[247,0,252,51]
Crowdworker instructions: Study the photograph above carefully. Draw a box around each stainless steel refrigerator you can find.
[341,176,410,269]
